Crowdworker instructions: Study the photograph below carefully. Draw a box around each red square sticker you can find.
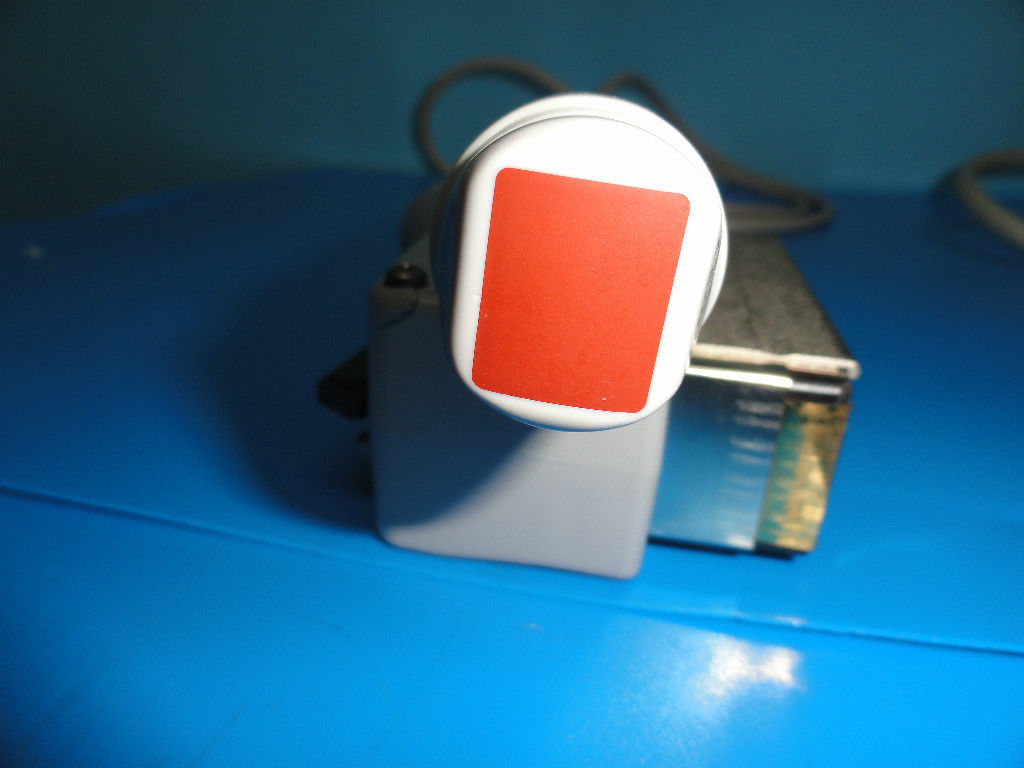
[471,167,690,413]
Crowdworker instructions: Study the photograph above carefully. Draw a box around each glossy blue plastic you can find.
[1,170,1022,765]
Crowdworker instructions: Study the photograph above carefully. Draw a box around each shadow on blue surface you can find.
[926,184,1024,271]
[200,236,380,532]
[185,169,535,542]
[191,177,550,542]
[197,221,538,538]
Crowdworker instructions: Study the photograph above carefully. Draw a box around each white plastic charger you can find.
[432,93,728,431]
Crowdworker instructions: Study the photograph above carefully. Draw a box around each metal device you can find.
[652,234,857,554]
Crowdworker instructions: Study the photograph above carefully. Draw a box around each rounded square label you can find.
[471,167,690,413]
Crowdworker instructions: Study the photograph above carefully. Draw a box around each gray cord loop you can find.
[414,57,570,175]
[597,72,832,234]
[414,57,833,234]
[951,150,1024,251]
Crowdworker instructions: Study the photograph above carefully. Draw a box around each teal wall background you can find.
[2,0,1023,218]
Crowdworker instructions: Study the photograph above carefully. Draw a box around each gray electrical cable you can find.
[414,57,570,176]
[413,57,832,234]
[597,72,832,234]
[951,150,1024,251]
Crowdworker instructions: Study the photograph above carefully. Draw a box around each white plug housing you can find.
[432,94,727,431]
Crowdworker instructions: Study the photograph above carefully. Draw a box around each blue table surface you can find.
[2,169,1022,766]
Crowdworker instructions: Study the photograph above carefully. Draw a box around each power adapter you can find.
[319,60,856,576]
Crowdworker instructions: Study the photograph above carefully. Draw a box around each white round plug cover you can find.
[432,93,727,431]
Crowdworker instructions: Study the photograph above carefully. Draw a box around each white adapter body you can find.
[432,94,727,431]
[370,94,727,577]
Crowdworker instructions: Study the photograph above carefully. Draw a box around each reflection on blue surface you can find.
[698,638,800,701]
[661,633,802,746]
